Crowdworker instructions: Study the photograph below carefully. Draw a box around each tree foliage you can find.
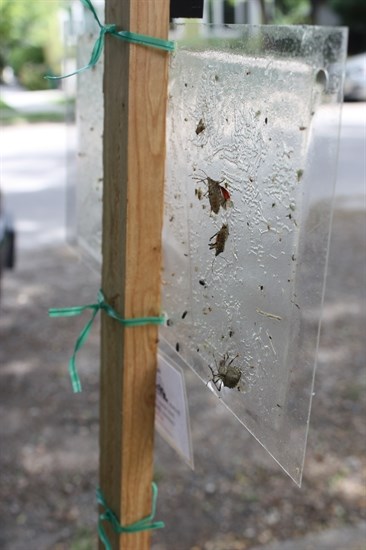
[0,0,61,74]
[274,0,311,24]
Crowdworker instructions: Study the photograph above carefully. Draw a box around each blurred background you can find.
[0,1,365,549]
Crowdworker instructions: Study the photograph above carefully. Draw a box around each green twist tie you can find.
[45,0,174,80]
[97,483,164,549]
[48,289,166,393]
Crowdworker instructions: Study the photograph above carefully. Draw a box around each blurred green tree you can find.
[0,0,62,88]
[274,0,311,24]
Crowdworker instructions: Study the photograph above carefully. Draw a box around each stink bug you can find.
[209,223,229,256]
[207,178,232,214]
[208,353,241,391]
[193,172,233,214]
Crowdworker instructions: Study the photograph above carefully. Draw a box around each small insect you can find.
[296,169,304,182]
[195,118,206,135]
[195,188,204,201]
[207,178,232,214]
[209,223,229,256]
[193,172,232,214]
[208,353,241,391]
[156,383,168,403]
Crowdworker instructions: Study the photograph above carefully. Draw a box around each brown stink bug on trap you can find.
[207,178,232,214]
[195,118,206,135]
[209,223,229,256]
[208,353,241,391]
[193,171,233,214]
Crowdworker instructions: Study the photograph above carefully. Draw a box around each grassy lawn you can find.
[0,97,74,124]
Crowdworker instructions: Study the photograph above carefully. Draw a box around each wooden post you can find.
[100,1,170,548]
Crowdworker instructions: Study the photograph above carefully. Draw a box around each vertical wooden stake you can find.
[100,0,170,548]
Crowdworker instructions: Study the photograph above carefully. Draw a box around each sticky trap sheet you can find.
[160,24,347,484]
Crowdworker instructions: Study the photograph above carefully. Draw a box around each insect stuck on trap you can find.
[193,171,233,214]
[195,118,206,135]
[206,178,232,214]
[209,223,229,256]
[208,353,241,391]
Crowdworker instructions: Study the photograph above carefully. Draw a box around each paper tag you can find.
[155,352,194,469]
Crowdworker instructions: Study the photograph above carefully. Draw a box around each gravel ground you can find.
[0,207,365,550]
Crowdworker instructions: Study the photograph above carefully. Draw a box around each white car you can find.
[344,53,366,101]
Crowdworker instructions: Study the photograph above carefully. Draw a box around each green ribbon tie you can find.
[45,0,174,80]
[48,289,166,393]
[97,483,164,549]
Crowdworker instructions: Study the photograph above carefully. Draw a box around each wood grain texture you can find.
[100,1,170,548]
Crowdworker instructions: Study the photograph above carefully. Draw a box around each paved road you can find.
[0,91,365,252]
[335,102,366,209]
[0,122,76,249]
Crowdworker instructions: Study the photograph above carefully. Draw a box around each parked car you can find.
[344,53,366,101]
[0,191,16,300]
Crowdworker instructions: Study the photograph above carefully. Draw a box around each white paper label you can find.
[155,353,194,469]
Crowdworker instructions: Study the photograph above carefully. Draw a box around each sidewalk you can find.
[252,523,366,550]
[0,84,67,115]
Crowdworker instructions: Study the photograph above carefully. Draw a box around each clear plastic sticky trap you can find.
[161,24,347,484]
[74,31,104,268]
